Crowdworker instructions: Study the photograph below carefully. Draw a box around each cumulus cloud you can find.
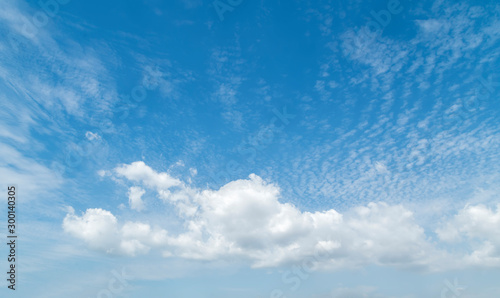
[63,161,500,271]
[437,204,500,267]
[164,175,441,270]
[63,208,119,253]
[115,161,181,190]
[63,208,167,256]
[128,186,146,211]
[63,162,474,269]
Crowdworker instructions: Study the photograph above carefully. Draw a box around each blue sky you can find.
[0,0,500,297]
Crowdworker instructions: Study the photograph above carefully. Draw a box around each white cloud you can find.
[437,204,500,267]
[208,47,247,128]
[85,131,101,141]
[63,208,167,257]
[114,161,181,190]
[0,144,63,200]
[0,0,119,125]
[63,208,119,254]
[62,161,487,271]
[340,28,408,77]
[128,186,146,211]
[97,170,108,177]
[64,162,500,271]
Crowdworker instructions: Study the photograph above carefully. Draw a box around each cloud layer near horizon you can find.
[63,161,500,271]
